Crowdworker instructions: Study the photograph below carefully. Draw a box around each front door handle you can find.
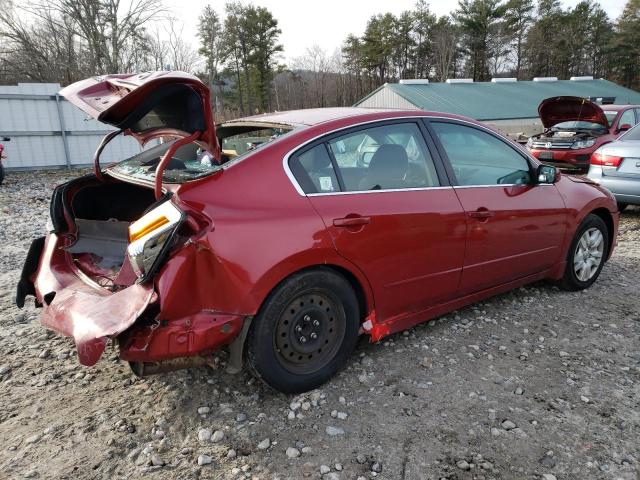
[467,208,495,220]
[333,216,371,227]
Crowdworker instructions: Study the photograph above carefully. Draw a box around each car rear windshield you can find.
[222,128,288,156]
[552,121,607,132]
[108,140,221,183]
[218,125,293,165]
[621,124,640,141]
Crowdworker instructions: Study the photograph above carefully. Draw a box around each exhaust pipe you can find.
[129,356,216,377]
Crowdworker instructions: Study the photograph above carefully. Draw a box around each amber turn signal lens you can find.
[129,215,170,242]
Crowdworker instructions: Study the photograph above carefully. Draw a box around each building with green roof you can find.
[354,77,640,140]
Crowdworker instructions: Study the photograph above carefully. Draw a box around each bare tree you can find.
[292,45,332,107]
[0,5,86,83]
[145,28,169,70]
[165,17,199,72]
[22,0,166,73]
[432,19,460,81]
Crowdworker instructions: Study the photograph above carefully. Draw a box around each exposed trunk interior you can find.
[56,177,157,288]
[71,181,157,222]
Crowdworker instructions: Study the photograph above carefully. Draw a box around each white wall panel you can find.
[0,82,153,169]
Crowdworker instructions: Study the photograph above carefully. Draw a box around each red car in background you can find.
[0,137,9,185]
[527,96,640,171]
[17,73,619,393]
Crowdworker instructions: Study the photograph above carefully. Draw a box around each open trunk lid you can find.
[59,71,220,157]
[539,96,610,129]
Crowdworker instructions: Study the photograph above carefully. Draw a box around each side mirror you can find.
[537,164,559,184]
[618,123,632,133]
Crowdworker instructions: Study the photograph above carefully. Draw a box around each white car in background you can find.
[588,124,640,211]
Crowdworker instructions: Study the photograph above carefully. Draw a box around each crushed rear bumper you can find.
[17,234,155,366]
[16,233,244,367]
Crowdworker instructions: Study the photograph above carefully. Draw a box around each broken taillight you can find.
[126,201,184,281]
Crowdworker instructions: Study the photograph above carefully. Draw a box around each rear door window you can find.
[290,122,441,194]
[290,144,340,193]
[328,123,440,192]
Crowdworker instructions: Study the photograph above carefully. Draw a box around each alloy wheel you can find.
[573,227,604,282]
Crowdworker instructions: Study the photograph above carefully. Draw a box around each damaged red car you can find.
[17,72,619,393]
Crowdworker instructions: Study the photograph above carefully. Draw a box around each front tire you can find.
[246,268,360,394]
[617,202,628,213]
[558,214,608,291]
[0,163,4,185]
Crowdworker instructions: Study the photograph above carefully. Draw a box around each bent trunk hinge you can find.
[93,129,123,181]
[154,131,201,200]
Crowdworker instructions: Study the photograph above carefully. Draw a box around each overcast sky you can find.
[163,0,628,63]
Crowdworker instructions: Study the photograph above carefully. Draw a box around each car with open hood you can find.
[16,72,620,393]
[527,96,640,172]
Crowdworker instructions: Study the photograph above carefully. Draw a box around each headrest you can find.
[368,144,408,179]
[310,146,331,171]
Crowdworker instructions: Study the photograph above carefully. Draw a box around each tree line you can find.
[338,0,639,95]
[0,0,638,120]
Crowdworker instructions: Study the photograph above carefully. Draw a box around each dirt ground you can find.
[0,170,638,480]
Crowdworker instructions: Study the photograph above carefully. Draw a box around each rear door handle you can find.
[333,216,371,227]
[467,208,495,220]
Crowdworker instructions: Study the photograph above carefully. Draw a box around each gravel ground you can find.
[0,170,639,480]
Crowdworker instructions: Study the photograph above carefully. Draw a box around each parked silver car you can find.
[587,124,640,211]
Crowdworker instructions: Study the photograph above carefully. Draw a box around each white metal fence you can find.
[0,83,144,170]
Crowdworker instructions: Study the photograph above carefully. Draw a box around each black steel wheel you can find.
[246,268,360,393]
[274,291,345,375]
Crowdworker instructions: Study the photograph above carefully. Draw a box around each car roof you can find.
[601,105,640,111]
[221,107,432,128]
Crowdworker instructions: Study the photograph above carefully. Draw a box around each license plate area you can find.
[618,158,640,175]
[538,151,554,160]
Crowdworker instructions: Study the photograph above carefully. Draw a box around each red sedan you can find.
[17,73,619,393]
[527,96,640,171]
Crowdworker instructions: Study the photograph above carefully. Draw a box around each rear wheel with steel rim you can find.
[274,292,346,375]
[247,268,360,393]
[559,214,609,291]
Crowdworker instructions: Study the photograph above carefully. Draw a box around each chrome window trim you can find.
[454,184,519,189]
[452,183,554,189]
[282,114,541,197]
[307,186,453,197]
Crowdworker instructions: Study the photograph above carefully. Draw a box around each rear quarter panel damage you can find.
[33,234,155,366]
[165,136,376,320]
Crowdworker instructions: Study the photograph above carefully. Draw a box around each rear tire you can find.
[0,163,4,185]
[246,268,360,394]
[617,202,628,213]
[558,214,608,291]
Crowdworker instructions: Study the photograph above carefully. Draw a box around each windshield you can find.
[108,140,221,183]
[620,124,640,141]
[551,121,607,132]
